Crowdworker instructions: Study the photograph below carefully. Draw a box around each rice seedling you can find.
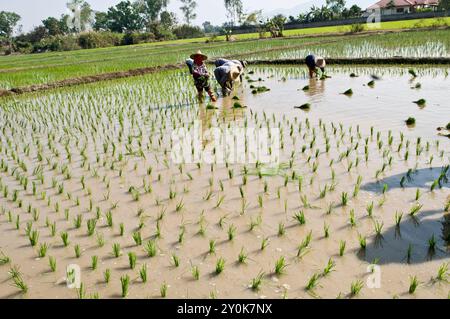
[112,243,121,258]
[350,280,364,297]
[61,232,69,247]
[29,230,39,247]
[191,265,200,280]
[172,254,180,267]
[238,248,248,264]
[358,234,367,251]
[209,240,216,254]
[48,256,57,272]
[215,257,225,275]
[139,264,148,283]
[389,210,402,229]
[409,203,423,216]
[145,240,157,257]
[349,209,356,227]
[293,211,306,225]
[323,222,330,238]
[274,256,287,275]
[428,235,436,252]
[374,221,384,236]
[306,273,320,291]
[104,269,111,284]
[227,224,236,241]
[73,214,82,229]
[120,275,130,298]
[297,231,313,257]
[74,244,81,258]
[38,243,49,258]
[87,219,97,236]
[132,231,142,246]
[11,273,28,294]
[96,232,105,247]
[260,237,269,250]
[91,256,98,270]
[323,258,336,276]
[435,263,448,282]
[409,276,419,294]
[0,251,10,265]
[160,282,168,298]
[105,211,113,227]
[366,202,374,218]
[128,252,137,269]
[341,192,349,206]
[278,222,285,236]
[215,195,225,208]
[250,271,265,291]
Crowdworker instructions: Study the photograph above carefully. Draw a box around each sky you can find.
[0,0,376,33]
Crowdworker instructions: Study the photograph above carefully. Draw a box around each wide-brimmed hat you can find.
[315,57,326,68]
[229,65,241,81]
[190,50,208,60]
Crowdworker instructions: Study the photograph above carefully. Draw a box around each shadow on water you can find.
[361,166,449,194]
[356,209,449,265]
[356,167,449,265]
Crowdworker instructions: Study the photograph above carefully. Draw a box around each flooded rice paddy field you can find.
[0,65,448,299]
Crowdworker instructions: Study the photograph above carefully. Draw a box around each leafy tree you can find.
[202,21,213,33]
[326,0,346,18]
[160,11,177,30]
[438,0,450,11]
[342,5,362,18]
[224,0,244,26]
[93,12,109,31]
[42,17,65,36]
[106,1,145,33]
[0,11,21,38]
[180,0,197,25]
[137,0,169,24]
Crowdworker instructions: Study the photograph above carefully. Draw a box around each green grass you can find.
[0,24,448,89]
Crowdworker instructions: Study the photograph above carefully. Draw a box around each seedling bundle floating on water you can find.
[413,99,426,107]
[295,103,311,110]
[342,89,353,96]
[405,117,416,126]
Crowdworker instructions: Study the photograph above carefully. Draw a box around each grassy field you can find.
[0,18,449,90]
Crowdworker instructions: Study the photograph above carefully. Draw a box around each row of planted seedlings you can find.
[0,68,449,298]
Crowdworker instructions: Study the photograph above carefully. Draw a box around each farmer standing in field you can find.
[214,59,247,96]
[305,54,326,78]
[186,50,217,102]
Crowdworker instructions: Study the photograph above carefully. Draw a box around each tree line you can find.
[1,0,448,55]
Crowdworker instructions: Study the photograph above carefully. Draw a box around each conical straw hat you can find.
[190,50,208,60]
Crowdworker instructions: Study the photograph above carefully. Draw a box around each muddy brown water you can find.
[0,66,448,299]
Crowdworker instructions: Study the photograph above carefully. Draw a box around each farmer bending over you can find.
[214,59,247,96]
[305,54,326,78]
[186,50,217,102]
